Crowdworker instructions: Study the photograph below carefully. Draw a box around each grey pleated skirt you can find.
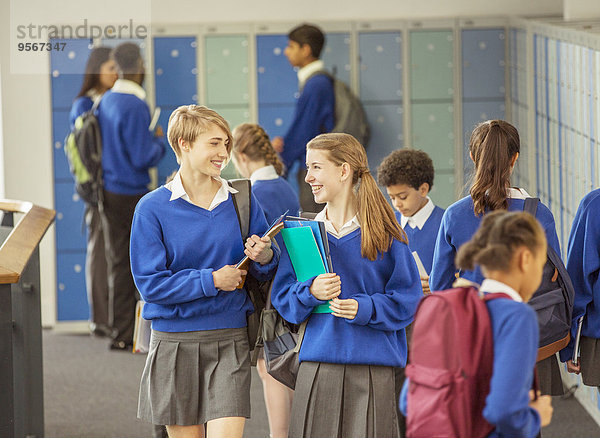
[579,336,600,387]
[289,361,403,438]
[137,327,251,426]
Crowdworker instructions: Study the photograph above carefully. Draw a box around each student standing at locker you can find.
[377,149,444,294]
[560,188,600,387]
[230,122,299,438]
[97,42,166,350]
[131,105,279,438]
[401,211,554,437]
[429,119,564,396]
[69,46,118,338]
[271,23,335,213]
[271,133,422,438]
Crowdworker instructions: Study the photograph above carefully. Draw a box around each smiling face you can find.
[181,124,230,178]
[386,183,429,217]
[305,149,347,204]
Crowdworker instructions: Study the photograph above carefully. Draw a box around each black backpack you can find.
[229,179,272,352]
[64,99,103,206]
[306,71,371,148]
[524,198,575,361]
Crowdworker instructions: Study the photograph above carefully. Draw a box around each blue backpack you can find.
[524,198,575,361]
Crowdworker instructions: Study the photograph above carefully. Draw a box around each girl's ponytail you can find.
[468,120,520,215]
[232,123,285,175]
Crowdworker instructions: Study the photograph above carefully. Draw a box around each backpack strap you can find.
[523,197,540,217]
[301,70,334,92]
[229,179,251,242]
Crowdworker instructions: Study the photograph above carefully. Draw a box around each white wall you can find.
[564,0,600,20]
[1,0,563,327]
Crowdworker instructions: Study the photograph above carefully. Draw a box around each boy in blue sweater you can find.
[377,149,444,293]
[272,133,421,438]
[272,24,335,213]
[97,42,166,350]
[401,211,553,437]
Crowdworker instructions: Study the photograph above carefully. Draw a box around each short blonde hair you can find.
[167,105,233,163]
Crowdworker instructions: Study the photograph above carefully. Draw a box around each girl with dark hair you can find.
[68,46,117,338]
[402,211,554,437]
[271,133,422,438]
[429,119,564,396]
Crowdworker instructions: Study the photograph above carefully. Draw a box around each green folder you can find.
[281,226,331,313]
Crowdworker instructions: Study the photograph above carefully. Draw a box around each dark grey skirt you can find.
[137,327,251,426]
[289,361,402,438]
[580,336,600,387]
[537,354,564,396]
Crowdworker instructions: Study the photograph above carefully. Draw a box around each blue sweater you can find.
[282,74,335,169]
[560,189,600,362]
[400,296,541,437]
[271,228,422,367]
[97,90,165,195]
[430,196,561,291]
[253,177,300,224]
[396,206,444,275]
[130,186,279,333]
[69,96,93,130]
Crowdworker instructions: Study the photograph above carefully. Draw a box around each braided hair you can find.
[232,123,285,175]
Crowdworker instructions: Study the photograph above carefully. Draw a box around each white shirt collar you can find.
[400,197,435,230]
[507,187,531,200]
[250,165,279,185]
[315,207,360,238]
[298,60,326,88]
[165,170,237,211]
[111,79,146,101]
[480,279,523,302]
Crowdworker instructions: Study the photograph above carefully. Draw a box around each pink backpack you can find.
[405,287,509,438]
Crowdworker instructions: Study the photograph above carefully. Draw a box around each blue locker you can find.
[154,37,198,107]
[462,29,506,99]
[54,182,86,252]
[462,101,506,174]
[53,110,75,181]
[258,104,296,139]
[154,106,179,185]
[359,32,403,103]
[50,39,92,109]
[56,251,89,321]
[256,35,298,105]
[321,33,351,85]
[363,103,403,171]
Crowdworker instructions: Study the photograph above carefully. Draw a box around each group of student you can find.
[67,26,600,438]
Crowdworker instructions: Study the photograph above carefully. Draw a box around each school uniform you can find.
[560,188,600,386]
[97,79,166,347]
[397,197,444,275]
[429,188,563,396]
[131,172,279,426]
[250,165,300,224]
[69,92,110,336]
[271,208,422,438]
[399,279,541,438]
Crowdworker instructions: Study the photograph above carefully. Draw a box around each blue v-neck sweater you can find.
[396,206,445,275]
[560,189,600,362]
[130,186,279,333]
[253,177,300,224]
[271,229,422,367]
[430,196,561,292]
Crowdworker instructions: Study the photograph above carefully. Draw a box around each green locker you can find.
[410,30,454,100]
[411,102,455,172]
[430,171,456,209]
[205,35,250,106]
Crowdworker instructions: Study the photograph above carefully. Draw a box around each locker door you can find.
[321,33,351,85]
[205,35,249,106]
[54,182,86,252]
[461,29,505,99]
[410,30,454,101]
[154,37,198,106]
[56,252,89,321]
[257,35,297,105]
[359,32,403,102]
[411,103,455,173]
[50,39,92,110]
[363,104,403,171]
